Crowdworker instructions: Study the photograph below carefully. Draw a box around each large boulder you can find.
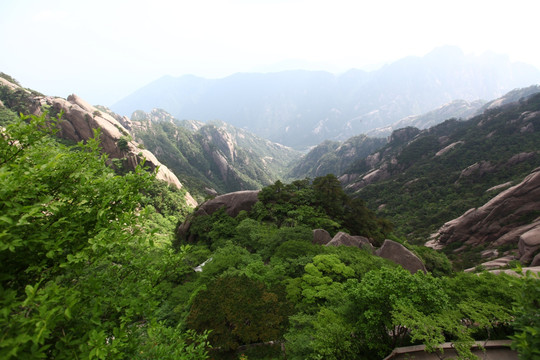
[326,232,372,250]
[428,168,540,264]
[312,229,332,245]
[176,190,260,244]
[34,94,197,208]
[375,239,427,274]
[198,190,260,217]
[531,253,540,267]
[518,226,540,264]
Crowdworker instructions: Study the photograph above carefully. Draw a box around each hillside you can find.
[366,99,486,137]
[339,92,540,268]
[2,71,539,360]
[286,135,387,180]
[130,109,300,200]
[0,73,198,208]
[111,46,540,149]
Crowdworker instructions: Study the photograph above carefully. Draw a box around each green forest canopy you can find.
[0,109,538,360]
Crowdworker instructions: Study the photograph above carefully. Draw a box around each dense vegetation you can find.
[172,175,537,359]
[1,80,539,360]
[346,93,540,250]
[131,112,299,201]
[285,135,387,180]
[0,112,209,359]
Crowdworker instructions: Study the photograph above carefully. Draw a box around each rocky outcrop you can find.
[518,227,540,264]
[176,190,260,243]
[34,94,197,207]
[458,160,495,179]
[326,232,372,249]
[464,255,516,272]
[312,229,332,245]
[531,253,540,267]
[429,168,540,265]
[376,239,427,274]
[196,190,260,217]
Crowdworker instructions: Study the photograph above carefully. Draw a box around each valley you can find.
[1,67,539,360]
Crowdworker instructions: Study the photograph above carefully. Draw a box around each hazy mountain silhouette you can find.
[112,46,540,149]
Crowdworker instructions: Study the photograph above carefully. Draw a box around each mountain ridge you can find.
[130,109,300,201]
[111,46,540,149]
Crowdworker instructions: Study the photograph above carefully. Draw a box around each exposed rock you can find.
[435,141,464,156]
[0,77,23,91]
[326,232,372,249]
[37,94,197,207]
[486,181,513,193]
[531,253,540,267]
[204,187,219,196]
[430,168,540,264]
[481,249,499,259]
[198,190,260,217]
[176,190,260,244]
[312,229,332,245]
[518,226,540,264]
[506,151,537,166]
[465,255,516,272]
[375,239,426,274]
[458,160,495,179]
[489,266,540,277]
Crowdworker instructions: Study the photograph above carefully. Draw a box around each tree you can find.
[344,267,449,357]
[186,275,292,351]
[510,271,540,359]
[0,113,209,359]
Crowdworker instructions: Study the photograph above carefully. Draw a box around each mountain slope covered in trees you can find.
[286,135,387,180]
[2,72,540,360]
[130,109,300,201]
[338,93,540,268]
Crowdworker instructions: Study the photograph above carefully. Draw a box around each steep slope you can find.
[286,135,387,179]
[131,109,300,200]
[111,46,540,149]
[0,75,197,207]
[340,92,540,256]
[366,99,486,137]
[428,168,540,269]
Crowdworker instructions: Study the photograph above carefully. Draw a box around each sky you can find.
[1,0,540,106]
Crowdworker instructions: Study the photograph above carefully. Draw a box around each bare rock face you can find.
[430,168,540,265]
[313,229,332,245]
[518,226,540,264]
[531,252,540,267]
[38,94,197,207]
[326,232,372,249]
[465,255,517,272]
[176,190,260,243]
[375,239,427,274]
[198,190,260,217]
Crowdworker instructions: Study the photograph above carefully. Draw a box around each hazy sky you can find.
[1,0,539,106]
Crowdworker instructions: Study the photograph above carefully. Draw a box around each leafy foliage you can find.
[186,276,292,351]
[510,271,540,359]
[131,112,299,201]
[0,113,209,359]
[347,93,540,246]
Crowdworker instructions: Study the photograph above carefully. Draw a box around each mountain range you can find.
[128,109,299,201]
[2,68,540,272]
[111,46,540,149]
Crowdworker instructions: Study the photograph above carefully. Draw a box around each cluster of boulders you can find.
[428,167,540,267]
[177,190,427,274]
[0,75,197,208]
[313,229,427,273]
[33,93,197,207]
